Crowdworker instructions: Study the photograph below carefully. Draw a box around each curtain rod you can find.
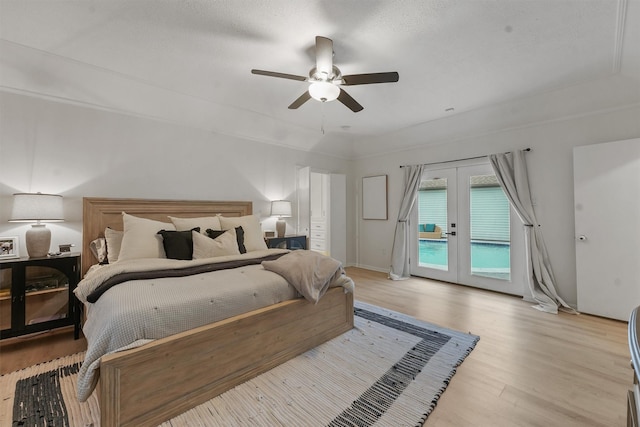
[399,147,531,168]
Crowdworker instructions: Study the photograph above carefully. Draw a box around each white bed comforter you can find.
[75,249,354,402]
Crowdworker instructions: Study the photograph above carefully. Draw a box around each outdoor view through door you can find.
[410,162,524,296]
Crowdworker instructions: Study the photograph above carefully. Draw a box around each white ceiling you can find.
[1,0,638,158]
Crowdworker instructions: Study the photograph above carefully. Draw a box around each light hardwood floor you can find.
[0,267,631,426]
[351,267,630,427]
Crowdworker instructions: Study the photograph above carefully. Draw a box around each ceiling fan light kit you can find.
[308,81,340,102]
[251,36,399,112]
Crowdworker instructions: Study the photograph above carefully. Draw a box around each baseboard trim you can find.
[351,264,389,274]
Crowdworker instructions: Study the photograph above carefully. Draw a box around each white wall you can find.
[0,92,349,255]
[351,104,640,307]
[2,90,638,309]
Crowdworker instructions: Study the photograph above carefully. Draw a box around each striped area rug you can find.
[0,302,479,426]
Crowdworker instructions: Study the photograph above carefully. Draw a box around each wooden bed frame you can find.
[82,197,354,426]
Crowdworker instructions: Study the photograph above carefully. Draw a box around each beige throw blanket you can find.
[262,250,354,303]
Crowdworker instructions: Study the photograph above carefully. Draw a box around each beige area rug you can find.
[0,302,479,426]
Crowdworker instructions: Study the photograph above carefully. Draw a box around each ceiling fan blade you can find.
[337,88,363,112]
[315,36,334,77]
[342,72,399,85]
[251,69,307,81]
[288,91,312,109]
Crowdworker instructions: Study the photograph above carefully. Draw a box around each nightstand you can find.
[265,235,307,250]
[0,252,81,340]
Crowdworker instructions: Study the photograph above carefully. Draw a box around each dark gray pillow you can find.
[157,227,200,260]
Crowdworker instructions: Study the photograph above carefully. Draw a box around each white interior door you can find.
[574,138,640,321]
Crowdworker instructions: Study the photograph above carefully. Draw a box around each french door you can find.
[410,162,525,296]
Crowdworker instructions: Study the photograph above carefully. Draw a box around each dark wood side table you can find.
[0,252,81,340]
[265,235,308,250]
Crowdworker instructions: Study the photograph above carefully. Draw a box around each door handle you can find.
[445,231,456,236]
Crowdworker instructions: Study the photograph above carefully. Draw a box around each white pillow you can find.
[218,214,267,252]
[192,229,240,259]
[104,227,124,263]
[118,212,175,261]
[168,216,221,234]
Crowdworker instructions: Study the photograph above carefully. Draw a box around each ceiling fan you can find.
[251,36,399,112]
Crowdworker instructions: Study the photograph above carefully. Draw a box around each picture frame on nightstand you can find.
[0,236,19,259]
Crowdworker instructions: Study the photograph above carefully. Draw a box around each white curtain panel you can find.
[489,150,575,314]
[389,164,425,280]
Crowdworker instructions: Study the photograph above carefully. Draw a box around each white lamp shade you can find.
[9,193,64,222]
[308,81,340,102]
[270,200,292,218]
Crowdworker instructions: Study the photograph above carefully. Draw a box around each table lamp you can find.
[270,200,291,238]
[9,192,64,258]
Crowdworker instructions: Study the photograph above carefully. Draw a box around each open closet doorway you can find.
[410,161,525,296]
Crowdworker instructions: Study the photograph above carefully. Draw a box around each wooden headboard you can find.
[82,197,253,277]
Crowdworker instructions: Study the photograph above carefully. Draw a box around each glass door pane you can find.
[418,178,447,270]
[24,266,69,325]
[411,168,457,283]
[0,268,11,330]
[469,174,511,280]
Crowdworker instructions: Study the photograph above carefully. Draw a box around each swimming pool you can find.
[419,239,511,280]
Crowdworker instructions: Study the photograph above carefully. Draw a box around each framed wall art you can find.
[362,175,388,220]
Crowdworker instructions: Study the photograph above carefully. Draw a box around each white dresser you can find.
[309,172,329,255]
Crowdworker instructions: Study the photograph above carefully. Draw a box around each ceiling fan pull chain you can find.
[321,103,326,134]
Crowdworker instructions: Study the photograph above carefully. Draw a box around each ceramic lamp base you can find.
[25,224,51,258]
[276,219,286,238]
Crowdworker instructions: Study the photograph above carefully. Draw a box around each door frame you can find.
[410,160,525,296]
